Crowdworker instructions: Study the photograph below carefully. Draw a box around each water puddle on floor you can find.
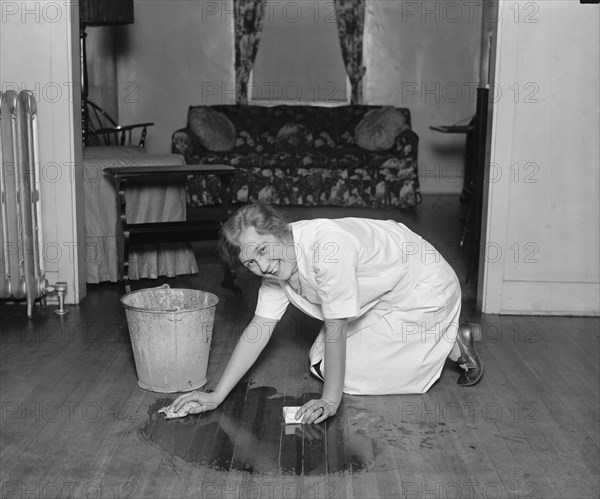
[139,382,409,475]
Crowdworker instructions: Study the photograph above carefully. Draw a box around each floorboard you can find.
[1,196,598,499]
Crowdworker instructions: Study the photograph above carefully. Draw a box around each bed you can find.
[82,146,198,283]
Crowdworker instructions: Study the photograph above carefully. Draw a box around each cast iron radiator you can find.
[0,90,67,317]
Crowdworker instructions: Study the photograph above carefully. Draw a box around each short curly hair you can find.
[218,202,292,267]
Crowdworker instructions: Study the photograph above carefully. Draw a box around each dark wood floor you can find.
[1,196,598,498]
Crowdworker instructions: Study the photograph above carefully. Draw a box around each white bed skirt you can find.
[83,146,198,283]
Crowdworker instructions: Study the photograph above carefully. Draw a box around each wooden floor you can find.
[1,196,598,498]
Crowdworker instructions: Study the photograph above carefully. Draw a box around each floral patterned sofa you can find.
[171,105,421,210]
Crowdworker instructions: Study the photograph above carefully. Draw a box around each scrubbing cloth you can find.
[282,406,303,424]
[158,401,201,419]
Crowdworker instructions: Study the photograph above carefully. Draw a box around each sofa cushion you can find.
[276,123,311,150]
[197,149,370,170]
[257,106,342,151]
[190,150,263,168]
[186,163,421,210]
[188,107,236,151]
[355,106,407,151]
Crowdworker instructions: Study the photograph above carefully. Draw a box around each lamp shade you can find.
[80,0,134,26]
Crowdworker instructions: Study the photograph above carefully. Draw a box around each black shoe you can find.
[455,323,484,386]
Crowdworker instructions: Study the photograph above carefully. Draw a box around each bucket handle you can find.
[155,284,180,321]
[167,306,183,322]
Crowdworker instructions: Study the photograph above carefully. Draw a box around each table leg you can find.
[115,176,131,293]
[108,167,242,296]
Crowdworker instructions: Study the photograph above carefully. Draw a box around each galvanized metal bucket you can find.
[120,284,219,393]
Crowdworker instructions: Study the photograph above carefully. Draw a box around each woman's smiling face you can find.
[237,226,297,280]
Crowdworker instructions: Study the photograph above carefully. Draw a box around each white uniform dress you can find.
[254,218,461,395]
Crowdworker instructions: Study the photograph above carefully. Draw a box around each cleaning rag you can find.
[158,401,201,419]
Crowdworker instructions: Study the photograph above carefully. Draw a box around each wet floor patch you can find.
[139,382,365,475]
[139,382,454,475]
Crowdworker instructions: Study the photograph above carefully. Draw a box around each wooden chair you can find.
[84,100,154,148]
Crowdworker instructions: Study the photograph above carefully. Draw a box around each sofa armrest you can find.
[394,128,419,163]
[172,127,206,164]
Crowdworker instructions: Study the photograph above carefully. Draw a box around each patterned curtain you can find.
[334,0,366,104]
[234,0,267,104]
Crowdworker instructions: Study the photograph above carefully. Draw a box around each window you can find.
[249,0,349,105]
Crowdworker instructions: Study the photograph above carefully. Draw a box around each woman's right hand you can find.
[171,390,224,415]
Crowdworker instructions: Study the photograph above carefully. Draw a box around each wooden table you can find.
[104,164,242,293]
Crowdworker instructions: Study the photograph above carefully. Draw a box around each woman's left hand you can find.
[296,397,339,424]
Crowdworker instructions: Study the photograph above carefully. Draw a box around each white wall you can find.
[363,0,483,194]
[0,0,86,304]
[480,0,600,315]
[86,26,120,120]
[117,0,235,153]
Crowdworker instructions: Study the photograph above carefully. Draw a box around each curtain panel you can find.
[334,0,366,104]
[234,0,267,104]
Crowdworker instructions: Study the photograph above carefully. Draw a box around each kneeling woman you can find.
[172,202,483,424]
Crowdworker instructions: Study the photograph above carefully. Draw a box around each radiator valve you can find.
[44,281,69,315]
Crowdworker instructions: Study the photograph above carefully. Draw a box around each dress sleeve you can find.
[312,228,361,319]
[254,277,290,320]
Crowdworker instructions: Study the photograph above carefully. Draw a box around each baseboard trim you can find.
[497,281,600,316]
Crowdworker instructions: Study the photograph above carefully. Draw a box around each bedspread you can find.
[83,146,198,283]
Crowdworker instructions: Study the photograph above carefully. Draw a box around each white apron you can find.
[254,218,461,395]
